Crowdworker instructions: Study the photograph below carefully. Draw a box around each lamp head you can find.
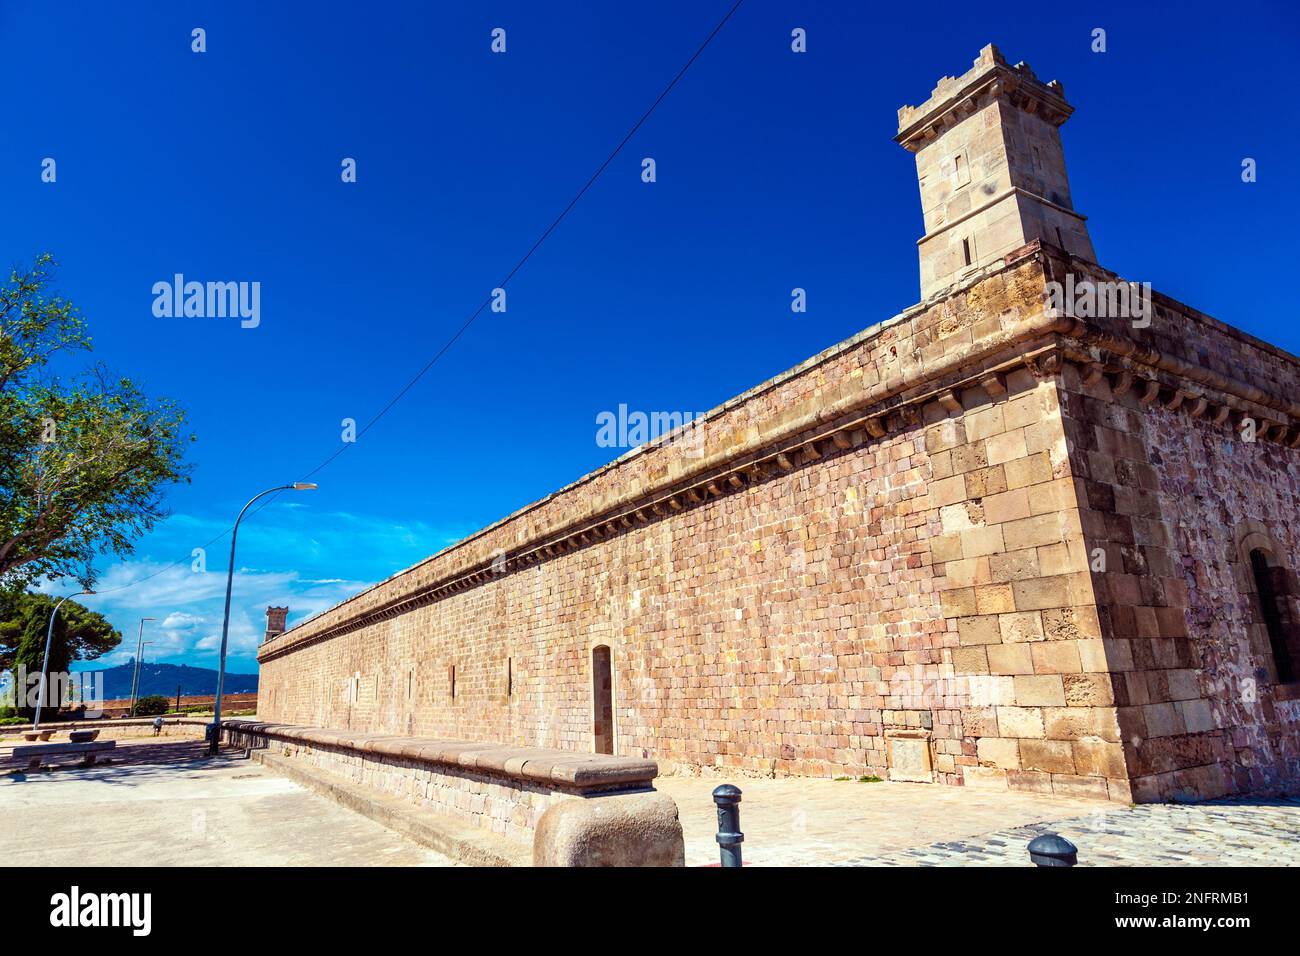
[292,482,318,491]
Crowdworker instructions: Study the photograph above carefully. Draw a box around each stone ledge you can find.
[220,719,658,795]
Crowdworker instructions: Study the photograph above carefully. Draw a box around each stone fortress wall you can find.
[257,46,1300,803]
[1046,253,1300,801]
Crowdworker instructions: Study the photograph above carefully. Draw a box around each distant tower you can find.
[896,44,1097,300]
[264,606,288,644]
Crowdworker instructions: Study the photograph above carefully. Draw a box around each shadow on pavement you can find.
[1,738,251,786]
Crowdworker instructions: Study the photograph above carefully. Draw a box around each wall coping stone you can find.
[220,719,659,794]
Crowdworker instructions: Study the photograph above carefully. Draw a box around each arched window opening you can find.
[592,645,614,755]
[1250,548,1298,684]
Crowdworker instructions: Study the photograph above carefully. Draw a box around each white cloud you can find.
[61,560,370,673]
[37,505,468,674]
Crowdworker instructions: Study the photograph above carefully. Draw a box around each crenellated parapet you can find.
[896,44,1073,151]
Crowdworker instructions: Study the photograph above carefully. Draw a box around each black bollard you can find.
[1027,832,1078,867]
[712,784,744,867]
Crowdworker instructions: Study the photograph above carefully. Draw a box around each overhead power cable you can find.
[87,0,747,597]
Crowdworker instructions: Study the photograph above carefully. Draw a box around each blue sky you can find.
[2,1,1297,674]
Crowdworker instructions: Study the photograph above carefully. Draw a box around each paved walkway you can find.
[838,797,1300,866]
[6,736,1296,866]
[0,738,456,867]
[655,775,1300,866]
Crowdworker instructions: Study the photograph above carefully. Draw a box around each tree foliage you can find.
[0,589,121,715]
[0,590,120,672]
[0,254,192,588]
[133,694,169,716]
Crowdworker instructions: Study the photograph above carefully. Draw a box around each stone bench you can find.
[12,740,116,769]
[220,719,683,865]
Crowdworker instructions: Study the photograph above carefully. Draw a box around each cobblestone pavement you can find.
[656,775,1300,867]
[658,774,1103,866]
[838,797,1300,866]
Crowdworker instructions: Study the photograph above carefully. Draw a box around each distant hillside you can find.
[79,661,258,700]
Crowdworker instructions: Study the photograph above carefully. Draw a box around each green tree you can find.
[0,254,192,589]
[133,694,169,716]
[0,590,120,717]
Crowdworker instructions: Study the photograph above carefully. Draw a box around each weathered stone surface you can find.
[886,732,934,782]
[533,792,685,867]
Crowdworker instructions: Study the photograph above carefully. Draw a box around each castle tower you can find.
[897,44,1097,299]
[264,606,288,644]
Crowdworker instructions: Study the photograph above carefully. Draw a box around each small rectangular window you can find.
[449,664,456,700]
[950,150,970,187]
[962,237,972,266]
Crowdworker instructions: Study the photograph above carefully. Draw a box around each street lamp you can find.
[129,618,156,717]
[34,590,93,730]
[208,482,317,756]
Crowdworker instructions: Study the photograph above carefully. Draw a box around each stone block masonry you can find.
[257,46,1300,804]
[1047,251,1300,802]
[259,248,1074,788]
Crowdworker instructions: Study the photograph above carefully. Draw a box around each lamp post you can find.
[129,617,156,717]
[209,482,317,756]
[34,590,93,730]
